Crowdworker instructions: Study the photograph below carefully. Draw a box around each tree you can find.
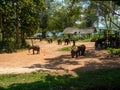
[0,0,47,52]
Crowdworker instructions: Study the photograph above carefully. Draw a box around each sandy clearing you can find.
[0,40,120,74]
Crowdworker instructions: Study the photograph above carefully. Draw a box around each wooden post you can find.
[31,38,34,46]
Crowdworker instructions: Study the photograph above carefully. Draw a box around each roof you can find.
[79,27,96,34]
[62,27,80,34]
[62,27,96,35]
[100,29,120,32]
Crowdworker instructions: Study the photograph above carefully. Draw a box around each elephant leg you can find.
[71,54,74,58]
[78,51,80,56]
[72,53,75,58]
[37,51,39,54]
[28,49,30,53]
[76,52,78,58]
[37,49,40,54]
[81,50,85,56]
[33,49,35,54]
[67,41,68,45]
[71,52,75,58]
[72,55,74,58]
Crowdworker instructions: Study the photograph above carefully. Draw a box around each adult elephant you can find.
[28,45,40,54]
[64,38,71,45]
[95,38,107,49]
[71,48,79,58]
[77,44,86,56]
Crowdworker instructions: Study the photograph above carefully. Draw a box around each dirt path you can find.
[0,40,120,74]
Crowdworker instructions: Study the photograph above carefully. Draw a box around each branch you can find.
[109,17,120,29]
[112,12,120,16]
[102,2,120,16]
[110,20,120,29]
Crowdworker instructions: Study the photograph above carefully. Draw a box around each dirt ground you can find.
[0,40,120,74]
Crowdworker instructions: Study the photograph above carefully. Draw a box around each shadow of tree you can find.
[0,69,120,90]
[24,48,120,73]
[85,49,120,61]
[1,74,85,90]
[44,54,79,69]
[0,87,5,90]
[85,49,107,58]
[24,64,42,68]
[72,61,120,73]
[24,54,79,70]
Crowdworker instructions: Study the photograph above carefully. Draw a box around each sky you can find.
[55,0,120,29]
[56,0,63,2]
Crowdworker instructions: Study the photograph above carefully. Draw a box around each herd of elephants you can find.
[28,35,120,58]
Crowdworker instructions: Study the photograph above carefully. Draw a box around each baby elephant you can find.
[64,38,71,45]
[28,45,40,54]
[71,48,79,58]
[57,39,62,45]
[77,44,86,56]
[48,39,53,43]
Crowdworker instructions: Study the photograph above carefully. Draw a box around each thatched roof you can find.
[62,27,80,34]
[79,27,96,34]
[62,27,96,35]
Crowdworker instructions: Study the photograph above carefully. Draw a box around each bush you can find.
[59,46,77,51]
[91,38,97,42]
[107,48,120,55]
[0,40,29,53]
[0,41,16,53]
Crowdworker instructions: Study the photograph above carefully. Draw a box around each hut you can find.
[62,27,96,35]
[62,27,80,35]
[79,27,96,35]
[62,27,96,38]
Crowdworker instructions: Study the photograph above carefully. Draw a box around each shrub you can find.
[91,38,97,42]
[59,46,77,51]
[107,48,120,55]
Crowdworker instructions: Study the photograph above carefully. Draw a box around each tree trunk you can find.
[21,30,26,47]
[15,3,21,49]
[0,14,5,41]
[42,29,46,38]
[104,16,109,29]
[15,13,20,49]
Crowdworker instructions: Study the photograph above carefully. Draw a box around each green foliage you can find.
[0,0,119,52]
[0,39,29,53]
[0,68,120,90]
[59,45,77,51]
[0,41,16,53]
[107,48,120,55]
[0,0,46,52]
[112,1,120,6]
[59,46,71,51]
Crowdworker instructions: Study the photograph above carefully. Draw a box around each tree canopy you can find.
[0,0,120,52]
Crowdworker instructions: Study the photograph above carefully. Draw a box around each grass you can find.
[58,45,77,51]
[0,68,120,90]
[78,38,92,42]
[107,48,120,55]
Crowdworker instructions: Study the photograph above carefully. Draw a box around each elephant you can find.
[72,39,76,46]
[64,38,71,45]
[48,39,53,43]
[77,44,86,56]
[28,45,40,54]
[95,38,107,49]
[71,48,79,58]
[57,39,62,45]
